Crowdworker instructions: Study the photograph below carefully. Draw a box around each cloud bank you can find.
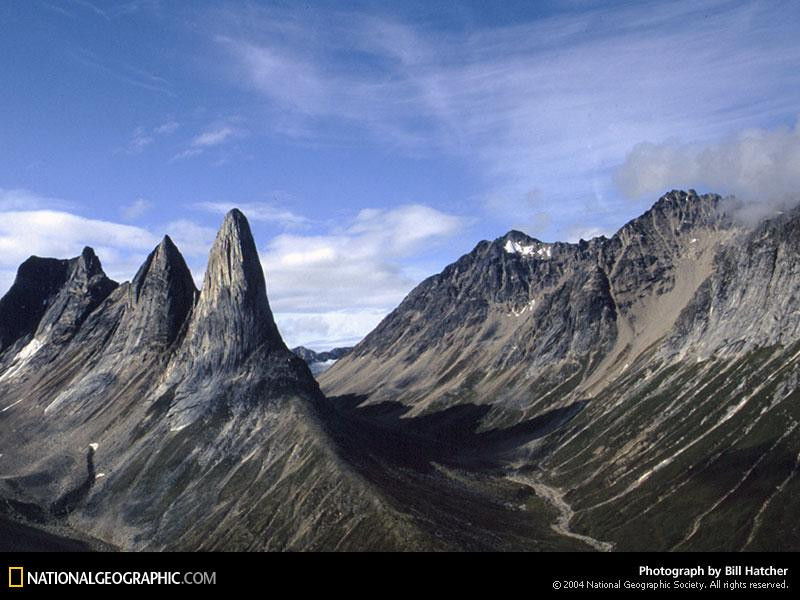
[615,119,800,222]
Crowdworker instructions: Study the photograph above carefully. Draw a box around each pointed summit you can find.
[20,248,118,346]
[122,235,197,352]
[204,209,268,299]
[182,209,283,371]
[0,256,72,351]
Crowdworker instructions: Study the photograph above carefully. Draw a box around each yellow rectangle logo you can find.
[8,566,24,588]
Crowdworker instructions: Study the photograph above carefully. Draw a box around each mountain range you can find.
[1,190,798,551]
[291,346,353,375]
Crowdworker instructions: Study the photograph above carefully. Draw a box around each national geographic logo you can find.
[5,567,215,587]
[8,566,24,588]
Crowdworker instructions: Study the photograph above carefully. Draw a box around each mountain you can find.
[4,192,799,552]
[292,346,353,375]
[0,210,439,551]
[321,190,800,551]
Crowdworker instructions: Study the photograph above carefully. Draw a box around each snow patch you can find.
[170,424,189,432]
[0,338,43,383]
[503,239,552,259]
[89,443,99,451]
[510,299,536,317]
[95,472,106,479]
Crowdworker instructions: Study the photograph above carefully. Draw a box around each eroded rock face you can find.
[181,209,283,371]
[0,256,72,352]
[322,190,729,419]
[320,189,800,551]
[0,210,435,551]
[124,235,197,353]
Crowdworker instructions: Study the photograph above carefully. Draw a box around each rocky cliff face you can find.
[321,189,800,551]
[4,191,799,552]
[323,190,730,422]
[0,210,439,551]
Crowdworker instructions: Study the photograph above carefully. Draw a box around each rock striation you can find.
[321,189,800,551]
[0,209,435,551]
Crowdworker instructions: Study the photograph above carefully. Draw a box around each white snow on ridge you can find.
[503,239,552,259]
[0,338,43,383]
[17,338,43,360]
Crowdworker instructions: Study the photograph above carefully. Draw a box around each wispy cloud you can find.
[121,197,152,220]
[0,188,74,211]
[211,0,800,238]
[125,127,154,154]
[122,119,179,154]
[173,122,243,160]
[69,47,175,97]
[70,0,150,21]
[154,120,179,135]
[192,126,236,148]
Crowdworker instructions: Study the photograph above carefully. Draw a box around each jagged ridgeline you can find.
[2,191,800,552]
[0,209,436,550]
[321,190,800,551]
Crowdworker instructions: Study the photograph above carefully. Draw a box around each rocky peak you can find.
[0,256,72,351]
[617,189,726,243]
[131,236,192,301]
[182,209,283,370]
[122,235,197,352]
[27,247,117,345]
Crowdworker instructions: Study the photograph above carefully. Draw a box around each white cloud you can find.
[123,120,180,154]
[125,127,154,154]
[615,119,800,222]
[195,201,310,228]
[262,204,467,315]
[347,204,466,254]
[262,204,466,347]
[154,120,179,135]
[121,197,153,220]
[162,219,218,259]
[564,225,608,243]
[0,190,215,295]
[0,209,158,289]
[211,1,800,238]
[0,188,72,211]
[273,309,387,349]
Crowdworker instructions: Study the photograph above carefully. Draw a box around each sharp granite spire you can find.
[121,235,198,353]
[181,208,284,372]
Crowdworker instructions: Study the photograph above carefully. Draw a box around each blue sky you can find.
[1,0,799,349]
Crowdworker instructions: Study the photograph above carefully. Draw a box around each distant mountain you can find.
[292,346,353,375]
[321,190,800,551]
